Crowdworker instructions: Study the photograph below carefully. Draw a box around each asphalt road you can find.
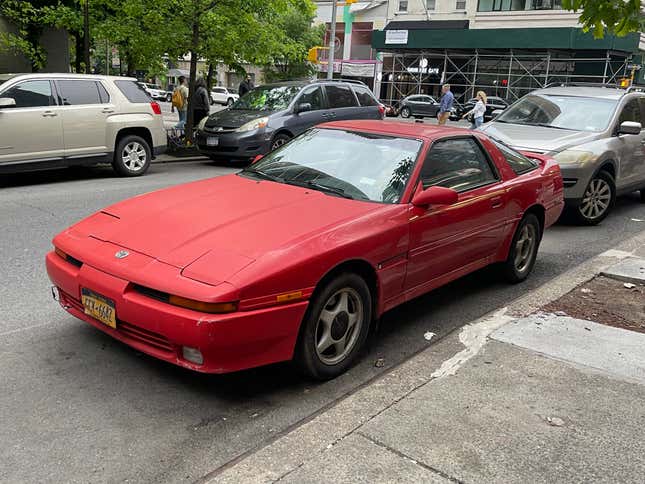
[2,160,645,483]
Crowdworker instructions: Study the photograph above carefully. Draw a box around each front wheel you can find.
[226,98,235,106]
[502,213,541,283]
[295,273,372,380]
[573,171,615,225]
[400,107,411,118]
[271,133,291,151]
[112,135,151,177]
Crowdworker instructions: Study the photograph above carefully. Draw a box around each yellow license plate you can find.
[81,288,117,329]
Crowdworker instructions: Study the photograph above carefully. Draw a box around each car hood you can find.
[481,122,601,153]
[77,175,382,272]
[204,109,275,129]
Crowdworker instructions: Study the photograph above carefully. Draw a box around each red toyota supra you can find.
[47,120,563,379]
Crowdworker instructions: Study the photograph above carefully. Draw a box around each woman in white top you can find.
[462,91,487,130]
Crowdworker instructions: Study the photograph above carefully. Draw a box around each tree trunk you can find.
[125,50,136,77]
[206,63,214,91]
[185,19,199,142]
[74,32,83,73]
[83,0,90,73]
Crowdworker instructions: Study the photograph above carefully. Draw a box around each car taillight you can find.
[150,102,162,115]
[378,104,385,119]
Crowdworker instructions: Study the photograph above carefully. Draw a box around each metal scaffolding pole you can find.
[471,50,479,99]
[507,50,514,100]
[602,51,610,84]
[544,51,551,87]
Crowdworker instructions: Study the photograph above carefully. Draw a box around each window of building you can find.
[456,0,466,9]
[426,0,436,10]
[325,85,358,108]
[2,80,55,108]
[478,0,562,11]
[398,0,408,12]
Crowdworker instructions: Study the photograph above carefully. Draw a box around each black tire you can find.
[639,189,645,202]
[502,213,541,283]
[226,98,235,106]
[295,273,372,380]
[400,107,411,118]
[112,135,151,177]
[572,170,615,225]
[271,133,291,151]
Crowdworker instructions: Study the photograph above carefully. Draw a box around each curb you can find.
[200,227,645,483]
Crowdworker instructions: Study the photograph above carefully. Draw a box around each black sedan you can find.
[398,95,441,119]
[453,96,509,121]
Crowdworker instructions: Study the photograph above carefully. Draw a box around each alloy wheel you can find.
[121,142,147,171]
[579,177,611,221]
[314,288,363,366]
[514,223,537,273]
[272,137,288,150]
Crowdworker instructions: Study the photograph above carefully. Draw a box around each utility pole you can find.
[327,0,338,80]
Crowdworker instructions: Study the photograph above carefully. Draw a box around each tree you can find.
[562,0,644,38]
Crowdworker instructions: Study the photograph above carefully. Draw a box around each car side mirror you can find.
[295,103,311,114]
[412,186,459,208]
[491,109,503,120]
[252,154,263,164]
[0,97,16,109]
[618,121,642,136]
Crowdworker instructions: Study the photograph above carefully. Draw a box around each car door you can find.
[212,87,226,104]
[0,78,64,165]
[405,96,421,115]
[614,97,645,189]
[284,85,328,135]
[418,96,436,116]
[405,137,508,294]
[324,84,362,121]
[56,79,112,159]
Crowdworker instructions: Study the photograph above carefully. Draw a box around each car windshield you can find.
[240,128,423,203]
[496,94,618,132]
[231,85,301,111]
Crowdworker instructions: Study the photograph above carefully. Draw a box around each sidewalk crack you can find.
[357,431,466,484]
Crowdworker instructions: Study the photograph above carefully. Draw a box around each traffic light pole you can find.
[327,0,338,80]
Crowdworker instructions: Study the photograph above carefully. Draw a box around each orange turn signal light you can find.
[168,295,237,314]
[276,291,303,303]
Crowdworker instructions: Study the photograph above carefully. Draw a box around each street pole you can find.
[327,0,338,80]
[106,40,109,76]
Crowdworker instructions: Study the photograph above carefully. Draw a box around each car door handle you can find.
[42,111,57,117]
[491,196,503,208]
[101,108,115,114]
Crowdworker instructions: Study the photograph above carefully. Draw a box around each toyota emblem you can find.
[115,250,129,259]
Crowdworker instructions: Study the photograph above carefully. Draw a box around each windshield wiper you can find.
[241,168,283,182]
[532,123,576,131]
[284,178,355,199]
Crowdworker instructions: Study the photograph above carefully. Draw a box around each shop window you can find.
[350,28,373,60]
[456,0,466,9]
[426,0,436,9]
[398,0,408,12]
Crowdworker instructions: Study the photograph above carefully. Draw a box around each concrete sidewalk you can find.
[205,230,645,484]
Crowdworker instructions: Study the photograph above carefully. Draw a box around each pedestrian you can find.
[238,74,253,97]
[192,77,210,126]
[171,76,189,129]
[462,91,487,130]
[437,84,454,126]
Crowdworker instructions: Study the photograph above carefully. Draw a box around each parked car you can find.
[47,120,563,379]
[210,86,239,106]
[138,82,170,102]
[195,79,384,162]
[398,94,441,119]
[481,85,645,225]
[0,73,166,176]
[453,96,508,121]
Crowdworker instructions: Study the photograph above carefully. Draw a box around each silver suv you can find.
[482,86,645,224]
[0,73,166,176]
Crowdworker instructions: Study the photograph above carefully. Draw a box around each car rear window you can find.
[492,139,538,175]
[352,85,378,107]
[114,80,151,103]
[325,85,358,108]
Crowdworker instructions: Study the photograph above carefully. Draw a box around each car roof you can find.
[318,119,472,141]
[2,73,138,83]
[529,86,627,100]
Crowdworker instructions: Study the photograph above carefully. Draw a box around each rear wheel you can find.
[400,107,411,118]
[295,273,372,380]
[573,171,615,225]
[226,98,235,106]
[502,213,541,283]
[112,135,151,177]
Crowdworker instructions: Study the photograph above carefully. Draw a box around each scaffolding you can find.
[378,49,634,105]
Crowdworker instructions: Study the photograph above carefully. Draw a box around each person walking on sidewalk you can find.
[192,77,210,126]
[171,76,189,129]
[238,74,253,97]
[462,91,487,130]
[437,84,454,126]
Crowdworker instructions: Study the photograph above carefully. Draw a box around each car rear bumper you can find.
[46,251,307,374]
[195,129,273,161]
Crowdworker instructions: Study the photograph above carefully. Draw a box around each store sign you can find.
[627,64,642,70]
[385,30,408,45]
[341,63,376,77]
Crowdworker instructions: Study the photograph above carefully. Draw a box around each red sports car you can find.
[47,121,563,380]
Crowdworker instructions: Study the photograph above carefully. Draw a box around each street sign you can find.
[627,64,642,71]
[385,30,408,45]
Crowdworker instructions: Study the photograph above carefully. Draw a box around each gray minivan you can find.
[195,79,384,162]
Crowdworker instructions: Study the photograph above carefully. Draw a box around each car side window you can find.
[420,96,434,104]
[420,138,498,192]
[352,85,378,107]
[97,82,110,103]
[215,88,225,94]
[618,99,642,125]
[492,139,537,175]
[298,86,325,110]
[2,80,55,108]
[57,80,103,105]
[325,85,358,108]
[639,97,645,122]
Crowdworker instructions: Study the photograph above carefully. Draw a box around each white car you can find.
[138,82,171,102]
[210,87,239,106]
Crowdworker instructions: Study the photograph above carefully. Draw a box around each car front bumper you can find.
[46,251,307,374]
[558,163,594,203]
[195,128,273,161]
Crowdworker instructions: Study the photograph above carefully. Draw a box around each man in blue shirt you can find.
[438,84,454,125]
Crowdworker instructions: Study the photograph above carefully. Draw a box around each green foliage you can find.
[562,0,644,38]
[0,0,54,70]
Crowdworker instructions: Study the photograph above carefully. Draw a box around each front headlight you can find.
[236,117,269,132]
[197,116,209,131]
[553,150,598,165]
